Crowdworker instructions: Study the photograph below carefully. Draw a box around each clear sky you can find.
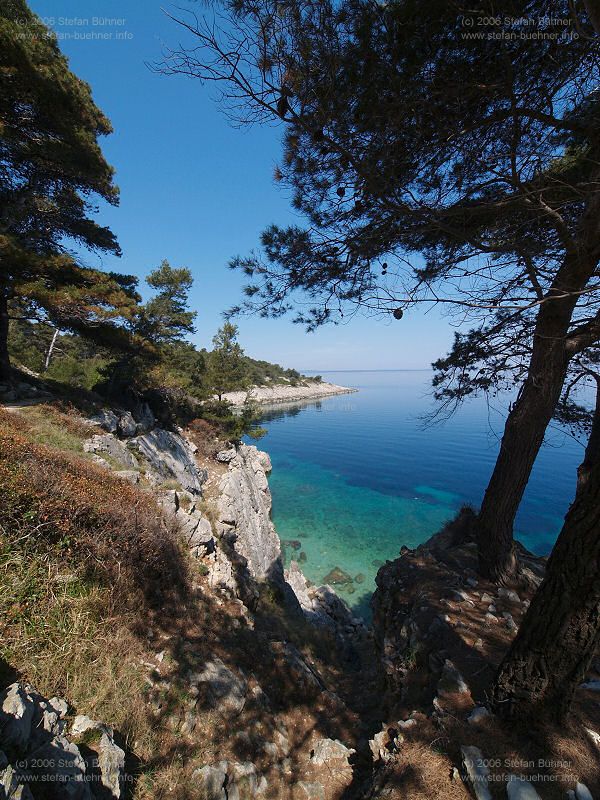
[29,0,456,370]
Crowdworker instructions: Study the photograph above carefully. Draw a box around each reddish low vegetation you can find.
[0,408,187,605]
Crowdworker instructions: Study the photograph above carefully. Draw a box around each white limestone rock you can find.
[216,444,282,583]
[460,745,492,800]
[189,658,247,716]
[129,428,207,494]
[83,434,138,469]
[507,774,542,799]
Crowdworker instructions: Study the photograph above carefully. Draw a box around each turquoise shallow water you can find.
[248,370,585,617]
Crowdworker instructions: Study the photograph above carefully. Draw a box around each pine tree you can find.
[142,260,197,345]
[0,1,136,382]
[207,323,247,400]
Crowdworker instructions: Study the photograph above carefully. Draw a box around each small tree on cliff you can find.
[207,323,247,400]
[0,1,134,381]
[160,0,600,582]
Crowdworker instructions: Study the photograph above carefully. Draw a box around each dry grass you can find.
[0,406,191,757]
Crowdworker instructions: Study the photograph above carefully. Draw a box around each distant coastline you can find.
[220,380,357,407]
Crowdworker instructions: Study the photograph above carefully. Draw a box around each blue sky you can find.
[29,0,455,370]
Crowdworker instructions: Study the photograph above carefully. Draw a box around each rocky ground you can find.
[1,389,599,800]
[368,512,600,800]
[219,380,357,407]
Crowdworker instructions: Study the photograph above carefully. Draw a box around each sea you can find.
[248,370,585,618]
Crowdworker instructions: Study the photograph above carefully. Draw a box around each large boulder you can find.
[0,683,123,800]
[83,435,138,470]
[216,445,282,584]
[129,428,207,495]
[189,657,247,717]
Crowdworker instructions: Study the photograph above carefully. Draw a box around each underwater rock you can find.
[322,567,353,586]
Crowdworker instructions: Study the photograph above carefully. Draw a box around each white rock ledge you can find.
[219,380,357,407]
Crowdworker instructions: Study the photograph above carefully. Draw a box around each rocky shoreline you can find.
[220,379,357,407]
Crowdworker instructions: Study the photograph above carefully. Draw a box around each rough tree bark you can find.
[577,375,600,496]
[477,260,589,581]
[491,382,600,721]
[0,289,12,384]
[476,165,600,582]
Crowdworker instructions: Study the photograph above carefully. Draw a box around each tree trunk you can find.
[476,254,594,582]
[44,328,60,371]
[577,377,600,496]
[0,289,11,384]
[491,390,600,721]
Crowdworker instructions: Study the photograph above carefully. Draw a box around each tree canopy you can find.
[0,0,133,381]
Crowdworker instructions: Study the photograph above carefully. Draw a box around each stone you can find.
[481,593,493,603]
[282,539,302,551]
[27,736,92,799]
[575,783,593,800]
[460,745,492,800]
[584,727,600,750]
[449,589,471,602]
[113,470,140,485]
[507,774,541,799]
[90,455,111,469]
[310,738,355,767]
[117,411,137,438]
[297,782,325,800]
[0,763,34,799]
[134,402,155,433]
[310,585,363,631]
[48,698,69,719]
[71,715,111,738]
[190,658,247,716]
[355,573,365,583]
[467,706,491,725]
[90,410,119,434]
[437,660,470,697]
[498,588,521,603]
[97,732,126,798]
[192,764,227,800]
[215,448,237,463]
[322,566,353,586]
[369,728,396,762]
[397,717,417,730]
[0,684,37,752]
[230,761,263,799]
[83,434,138,469]
[272,642,324,694]
[216,445,283,584]
[206,546,240,598]
[284,562,334,630]
[129,428,207,494]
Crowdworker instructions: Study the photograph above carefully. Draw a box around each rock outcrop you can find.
[216,445,283,584]
[0,683,125,799]
[129,428,207,494]
[220,381,357,407]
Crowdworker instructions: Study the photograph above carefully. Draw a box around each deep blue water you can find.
[250,370,584,616]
